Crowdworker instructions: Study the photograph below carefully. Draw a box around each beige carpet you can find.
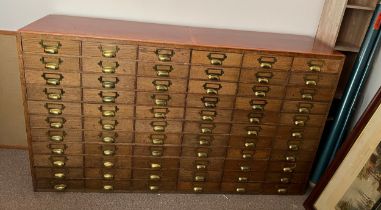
[0,149,308,210]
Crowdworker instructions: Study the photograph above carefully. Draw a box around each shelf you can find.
[335,42,360,52]
[346,4,375,11]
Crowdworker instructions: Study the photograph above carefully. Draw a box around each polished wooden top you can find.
[19,15,342,56]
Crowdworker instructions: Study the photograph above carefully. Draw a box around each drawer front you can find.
[238,84,285,98]
[82,74,135,90]
[292,57,342,73]
[240,69,288,85]
[85,168,132,179]
[181,147,226,158]
[276,126,322,141]
[135,106,184,120]
[24,54,80,71]
[230,124,277,137]
[235,97,282,112]
[27,85,81,102]
[178,170,223,182]
[285,86,334,102]
[85,144,133,156]
[179,158,224,171]
[282,101,329,115]
[83,118,133,131]
[136,92,186,107]
[36,179,84,190]
[82,41,137,59]
[188,80,237,95]
[232,110,280,124]
[220,182,262,193]
[185,108,232,123]
[86,180,131,191]
[177,182,220,193]
[136,77,187,93]
[83,58,136,75]
[288,73,338,87]
[187,94,235,109]
[132,169,178,181]
[31,129,82,142]
[85,155,132,168]
[133,146,181,157]
[139,46,190,63]
[33,155,83,167]
[223,160,268,171]
[265,173,308,184]
[222,171,265,182]
[190,66,240,82]
[226,148,271,160]
[25,70,80,87]
[183,122,231,134]
[182,134,229,147]
[135,133,182,145]
[84,131,133,143]
[22,35,80,55]
[28,101,81,116]
[191,50,242,67]
[83,89,135,104]
[32,142,83,155]
[29,115,81,129]
[133,157,179,169]
[135,120,183,133]
[34,167,83,179]
[83,104,134,118]
[242,53,292,70]
[137,62,189,78]
[279,113,326,127]
[228,136,273,149]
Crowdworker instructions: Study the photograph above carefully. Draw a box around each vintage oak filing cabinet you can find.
[18,15,345,194]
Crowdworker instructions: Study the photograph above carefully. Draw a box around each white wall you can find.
[0,0,325,36]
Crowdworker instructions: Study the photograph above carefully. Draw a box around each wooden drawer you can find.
[84,131,133,143]
[34,167,84,179]
[189,66,240,82]
[136,106,184,120]
[292,57,342,73]
[83,104,133,118]
[32,142,82,155]
[282,101,330,115]
[22,35,80,55]
[226,148,271,160]
[137,62,189,78]
[237,84,285,98]
[178,170,222,182]
[85,168,131,179]
[136,92,186,107]
[181,147,226,158]
[136,77,187,93]
[82,73,135,90]
[82,57,136,75]
[30,129,82,142]
[85,144,132,156]
[133,145,181,157]
[85,155,132,168]
[82,41,137,59]
[27,85,81,102]
[23,54,80,71]
[240,69,288,85]
[28,101,81,116]
[242,53,292,70]
[25,70,80,87]
[276,126,322,140]
[35,179,84,191]
[29,115,81,129]
[223,160,268,171]
[270,150,316,162]
[177,182,220,193]
[222,171,265,182]
[85,180,131,191]
[262,183,305,194]
[230,124,277,137]
[132,157,179,169]
[185,108,232,123]
[139,46,190,63]
[83,89,135,104]
[220,182,262,194]
[179,158,224,171]
[184,122,231,134]
[187,94,235,109]
[288,73,338,87]
[272,139,319,151]
[228,136,273,149]
[235,97,282,112]
[232,110,280,124]
[83,118,133,131]
[131,180,177,192]
[267,161,311,173]
[279,113,326,127]
[191,50,242,67]
[135,133,182,145]
[265,173,308,184]
[33,155,83,167]
[135,119,182,133]
[182,134,229,147]
[188,80,237,95]
[132,169,178,181]
[285,86,334,102]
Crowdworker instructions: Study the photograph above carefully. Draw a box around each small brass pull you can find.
[45,88,64,100]
[151,94,171,106]
[54,172,65,179]
[205,68,224,81]
[149,185,159,191]
[203,83,222,95]
[292,132,302,138]
[197,152,208,158]
[151,108,169,119]
[193,187,203,192]
[194,176,205,182]
[49,108,62,115]
[196,164,207,170]
[151,149,163,157]
[202,96,219,108]
[154,65,173,77]
[98,76,119,89]
[102,136,115,143]
[156,49,174,62]
[99,105,118,117]
[47,117,66,129]
[50,122,63,128]
[286,156,296,162]
[280,177,290,183]
[283,167,293,173]
[278,188,287,194]
[242,153,252,159]
[298,107,310,114]
[252,104,264,111]
[151,121,167,132]
[40,57,62,70]
[200,123,215,134]
[207,53,227,65]
[309,65,321,72]
[236,188,246,193]
[288,144,299,151]
[45,103,65,115]
[103,185,114,191]
[51,148,64,155]
[150,174,161,181]
[258,56,277,69]
[99,45,119,58]
[199,140,210,146]
[201,128,212,134]
[151,163,161,169]
[103,161,114,168]
[50,134,64,142]
[257,77,269,84]
[103,173,114,180]
[302,93,313,100]
[42,73,64,86]
[103,110,115,117]
[305,80,317,86]
[39,40,61,54]
[103,149,115,156]
[100,119,118,131]
[244,142,255,148]
[238,177,248,182]
[98,61,119,74]
[294,120,305,126]
[152,138,164,145]
[260,63,272,69]
[240,166,250,172]
[200,110,216,121]
[153,80,172,91]
[247,130,258,137]
[249,117,260,124]
[54,184,67,191]
[99,91,119,103]
[150,134,166,145]
[53,160,65,167]
[254,91,266,97]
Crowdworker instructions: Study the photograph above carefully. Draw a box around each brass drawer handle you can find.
[46,117,66,129]
[294,115,309,127]
[54,184,67,191]
[154,65,173,77]
[150,174,161,181]
[199,139,210,146]
[193,187,203,192]
[151,121,167,132]
[53,160,65,167]
[103,173,114,180]
[197,152,208,158]
[302,93,313,100]
[100,119,118,131]
[203,83,222,95]
[53,172,65,179]
[247,130,258,137]
[257,77,269,84]
[39,40,61,54]
[151,148,163,157]
[249,117,260,124]
[98,76,119,89]
[194,176,205,182]
[155,49,174,62]
[150,134,166,145]
[258,56,277,69]
[99,45,120,58]
[42,73,64,86]
[151,163,161,169]
[200,110,217,121]
[151,107,169,119]
[151,139,164,145]
[254,91,266,97]
[240,166,250,171]
[201,96,219,108]
[99,105,119,117]
[288,144,299,151]
[207,53,227,65]
[44,88,64,100]
[242,153,252,159]
[51,148,65,155]
[236,187,246,193]
[280,177,290,183]
[248,112,263,124]
[102,136,115,143]
[196,164,207,170]
[294,120,305,126]
[103,185,114,191]
[200,123,215,134]
[286,156,296,162]
[250,100,267,111]
[103,161,114,168]
[291,132,302,138]
[103,149,115,156]
[151,94,171,106]
[283,167,294,173]
[50,135,63,142]
[298,107,310,114]
[305,80,317,86]
[278,188,287,194]
[153,80,172,91]
[244,142,255,148]
[45,103,65,115]
[205,68,224,81]
[99,91,119,103]
[40,57,62,70]
[309,65,321,72]
[149,185,160,191]
[98,61,119,74]
[238,177,248,182]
